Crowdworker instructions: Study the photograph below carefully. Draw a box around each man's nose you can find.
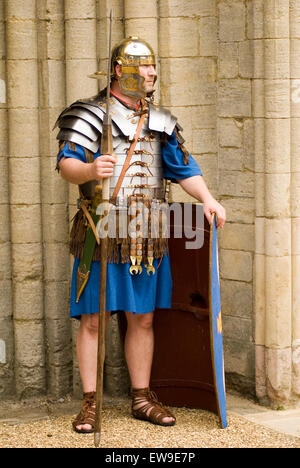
[148,65,157,76]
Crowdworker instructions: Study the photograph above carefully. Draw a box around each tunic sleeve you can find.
[56,142,100,170]
[161,131,203,183]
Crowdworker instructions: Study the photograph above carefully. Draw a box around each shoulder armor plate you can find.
[148,104,177,136]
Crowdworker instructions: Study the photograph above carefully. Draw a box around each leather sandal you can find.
[131,387,176,427]
[72,391,96,434]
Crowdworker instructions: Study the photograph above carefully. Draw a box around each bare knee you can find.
[126,312,154,332]
[81,314,99,335]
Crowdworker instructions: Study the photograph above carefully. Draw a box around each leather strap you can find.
[110,100,147,204]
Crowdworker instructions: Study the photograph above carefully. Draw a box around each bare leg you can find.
[124,311,175,424]
[75,311,110,431]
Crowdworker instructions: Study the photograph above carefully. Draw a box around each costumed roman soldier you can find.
[55,37,226,433]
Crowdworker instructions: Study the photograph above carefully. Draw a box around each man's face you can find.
[139,64,157,93]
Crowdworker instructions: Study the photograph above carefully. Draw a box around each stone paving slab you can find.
[227,394,300,439]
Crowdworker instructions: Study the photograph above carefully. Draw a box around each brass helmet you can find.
[111,36,156,99]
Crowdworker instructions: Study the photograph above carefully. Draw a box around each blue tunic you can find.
[58,131,202,319]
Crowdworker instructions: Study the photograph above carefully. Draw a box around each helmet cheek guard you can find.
[111,37,156,99]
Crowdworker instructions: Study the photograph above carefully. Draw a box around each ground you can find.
[0,391,299,448]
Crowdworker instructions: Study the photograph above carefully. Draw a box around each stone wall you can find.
[0,0,299,408]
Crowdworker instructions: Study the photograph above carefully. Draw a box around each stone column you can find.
[97,0,129,396]
[254,0,292,405]
[290,0,300,398]
[217,0,255,394]
[6,0,46,398]
[37,0,72,397]
[159,0,218,204]
[0,1,14,398]
[97,0,124,92]
[64,0,98,396]
[125,0,158,54]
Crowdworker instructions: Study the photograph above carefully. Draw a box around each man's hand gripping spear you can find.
[94,9,114,448]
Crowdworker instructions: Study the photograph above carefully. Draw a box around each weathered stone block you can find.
[160,58,216,107]
[0,244,12,281]
[291,172,300,217]
[9,158,41,205]
[266,347,291,403]
[44,281,70,320]
[218,42,239,79]
[65,0,96,19]
[219,118,242,148]
[290,0,300,39]
[0,280,12,319]
[11,243,43,282]
[6,60,39,108]
[252,79,265,119]
[220,249,253,282]
[43,243,70,281]
[265,173,290,218]
[159,17,199,57]
[66,60,98,104]
[239,41,253,79]
[199,16,217,57]
[252,39,264,79]
[10,204,42,244]
[159,0,216,17]
[219,1,245,42]
[243,119,255,171]
[45,318,72,366]
[218,79,251,118]
[0,317,15,397]
[264,79,290,118]
[125,19,158,53]
[6,19,37,60]
[0,110,8,157]
[247,0,264,40]
[264,0,290,39]
[192,128,217,154]
[125,0,157,17]
[14,321,45,368]
[98,0,124,19]
[292,218,300,255]
[8,109,39,157]
[43,60,66,109]
[218,170,254,198]
[5,0,36,20]
[191,105,216,130]
[41,157,68,204]
[42,204,69,243]
[265,218,291,257]
[254,253,266,345]
[13,280,44,321]
[265,256,291,348]
[219,148,243,171]
[292,343,300,396]
[264,39,290,80]
[65,19,97,60]
[265,119,290,173]
[219,222,254,252]
[221,278,253,318]
[0,157,9,204]
[291,119,300,171]
[221,197,255,224]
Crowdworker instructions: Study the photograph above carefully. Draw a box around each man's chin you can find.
[144,86,155,94]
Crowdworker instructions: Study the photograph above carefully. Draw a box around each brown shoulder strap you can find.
[110,101,147,204]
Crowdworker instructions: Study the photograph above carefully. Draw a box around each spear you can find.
[94,9,113,448]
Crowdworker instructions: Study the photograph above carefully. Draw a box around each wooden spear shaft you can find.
[94,9,113,448]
